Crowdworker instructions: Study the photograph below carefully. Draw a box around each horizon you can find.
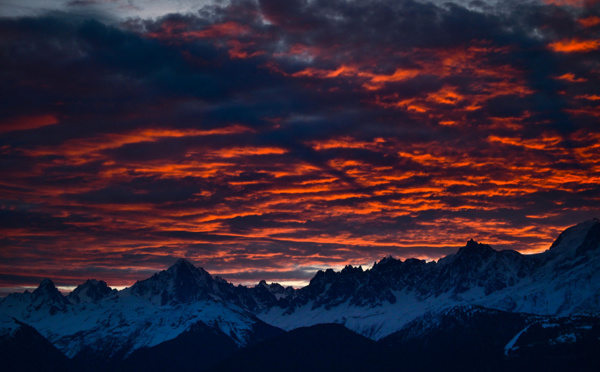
[1,0,600,298]
[3,218,596,297]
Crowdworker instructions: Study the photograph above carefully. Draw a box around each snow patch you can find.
[552,332,577,344]
[504,324,531,356]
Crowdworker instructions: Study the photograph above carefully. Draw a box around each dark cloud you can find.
[0,0,599,293]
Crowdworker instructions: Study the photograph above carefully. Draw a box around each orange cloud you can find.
[549,38,600,53]
[209,146,288,158]
[579,16,600,27]
[361,68,421,90]
[25,125,252,165]
[309,137,385,151]
[426,86,463,105]
[190,21,250,38]
[290,64,421,91]
[487,134,563,150]
[575,94,600,100]
[291,64,358,79]
[226,40,265,59]
[148,21,250,41]
[556,73,588,82]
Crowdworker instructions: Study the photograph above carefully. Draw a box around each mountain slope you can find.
[114,322,239,372]
[215,306,600,372]
[379,305,600,372]
[257,219,600,339]
[213,323,380,372]
[0,316,70,372]
[0,259,283,364]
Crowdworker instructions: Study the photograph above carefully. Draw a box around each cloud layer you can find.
[1,0,599,293]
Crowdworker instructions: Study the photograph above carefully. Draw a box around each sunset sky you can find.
[1,0,599,294]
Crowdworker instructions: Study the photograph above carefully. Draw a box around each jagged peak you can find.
[255,280,288,296]
[270,282,286,290]
[310,268,337,285]
[436,240,495,266]
[341,265,363,274]
[72,279,110,292]
[33,278,59,295]
[456,239,495,255]
[379,255,395,264]
[80,278,106,287]
[164,258,212,279]
[168,258,198,272]
[31,278,69,308]
[371,255,401,270]
[68,279,113,303]
[129,258,215,305]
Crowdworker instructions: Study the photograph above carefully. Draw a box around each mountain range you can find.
[1,218,600,371]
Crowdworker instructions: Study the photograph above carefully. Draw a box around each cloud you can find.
[0,0,599,292]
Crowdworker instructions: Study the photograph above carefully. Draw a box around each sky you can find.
[0,0,599,294]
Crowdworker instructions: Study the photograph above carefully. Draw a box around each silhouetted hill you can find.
[213,323,379,372]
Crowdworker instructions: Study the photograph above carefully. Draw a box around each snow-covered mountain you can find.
[0,258,282,365]
[257,218,600,339]
[1,218,599,370]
